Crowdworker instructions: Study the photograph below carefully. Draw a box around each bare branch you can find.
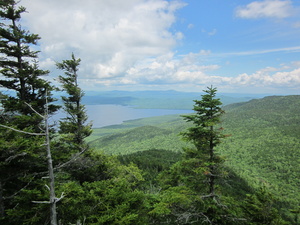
[24,102,44,119]
[55,192,65,203]
[32,200,50,204]
[32,193,64,205]
[38,125,45,133]
[4,177,35,200]
[54,145,88,170]
[0,124,45,136]
[201,193,215,199]
[5,152,27,163]
[45,184,50,191]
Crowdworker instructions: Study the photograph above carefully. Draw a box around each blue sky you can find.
[20,0,300,94]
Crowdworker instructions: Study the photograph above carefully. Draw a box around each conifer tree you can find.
[155,86,235,224]
[0,1,59,223]
[181,85,225,197]
[0,1,58,129]
[56,53,92,153]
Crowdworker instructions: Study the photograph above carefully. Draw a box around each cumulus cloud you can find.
[79,50,220,87]
[121,55,300,89]
[16,0,300,93]
[21,0,186,79]
[62,48,300,92]
[235,0,294,19]
[230,67,300,87]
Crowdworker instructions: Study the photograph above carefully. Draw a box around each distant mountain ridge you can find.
[81,90,267,109]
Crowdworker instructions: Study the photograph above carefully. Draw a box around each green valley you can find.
[89,95,300,223]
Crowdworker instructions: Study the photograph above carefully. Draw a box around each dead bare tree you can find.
[0,98,62,225]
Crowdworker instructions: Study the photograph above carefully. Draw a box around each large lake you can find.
[53,104,192,128]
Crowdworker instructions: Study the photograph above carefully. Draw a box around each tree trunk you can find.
[209,125,215,197]
[45,97,57,225]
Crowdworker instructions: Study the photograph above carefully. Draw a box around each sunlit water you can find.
[51,104,192,128]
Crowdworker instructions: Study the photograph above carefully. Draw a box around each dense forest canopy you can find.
[90,95,300,224]
[0,1,299,224]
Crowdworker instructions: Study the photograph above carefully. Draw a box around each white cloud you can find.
[14,0,300,94]
[39,58,55,70]
[231,67,300,87]
[61,49,300,93]
[21,0,186,79]
[62,43,300,91]
[78,50,221,87]
[125,54,300,89]
[235,0,294,19]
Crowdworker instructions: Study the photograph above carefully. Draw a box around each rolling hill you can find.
[89,95,300,220]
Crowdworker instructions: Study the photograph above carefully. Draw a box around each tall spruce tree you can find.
[154,86,236,224]
[0,1,59,223]
[56,53,92,154]
[181,85,225,197]
[0,1,58,128]
[179,86,228,224]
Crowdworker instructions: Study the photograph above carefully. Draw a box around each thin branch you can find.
[0,124,45,136]
[32,192,64,205]
[201,193,215,199]
[54,145,88,170]
[25,102,44,119]
[32,200,50,204]
[45,184,50,191]
[4,177,35,200]
[55,192,65,203]
[38,125,45,133]
[5,152,27,163]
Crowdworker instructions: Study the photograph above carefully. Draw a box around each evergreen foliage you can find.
[118,149,182,187]
[151,86,239,224]
[89,90,297,224]
[56,152,149,225]
[0,1,58,129]
[57,53,92,153]
[89,95,300,224]
[181,86,225,197]
[0,1,58,223]
[241,186,286,224]
[0,1,298,224]
[90,121,191,154]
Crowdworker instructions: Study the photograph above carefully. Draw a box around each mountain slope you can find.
[90,125,191,155]
[219,95,300,216]
[89,95,300,219]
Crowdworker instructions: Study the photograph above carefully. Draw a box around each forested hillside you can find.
[1,1,299,224]
[90,95,300,222]
[219,95,300,219]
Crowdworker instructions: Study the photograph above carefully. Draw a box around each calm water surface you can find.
[53,104,192,128]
